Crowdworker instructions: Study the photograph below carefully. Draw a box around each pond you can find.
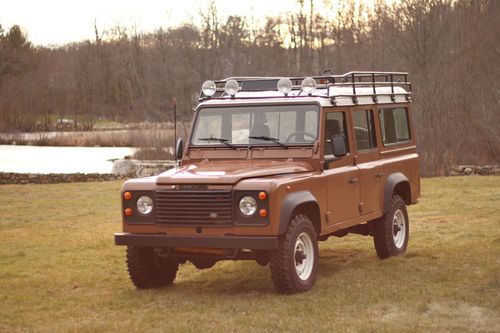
[0,145,136,174]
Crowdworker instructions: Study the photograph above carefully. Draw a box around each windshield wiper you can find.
[248,136,287,148]
[197,137,236,148]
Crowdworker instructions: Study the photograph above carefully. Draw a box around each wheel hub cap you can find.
[392,209,406,249]
[295,250,306,265]
[294,232,314,281]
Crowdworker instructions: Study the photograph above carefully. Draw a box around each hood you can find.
[156,160,313,185]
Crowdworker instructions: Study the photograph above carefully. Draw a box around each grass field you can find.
[0,177,499,332]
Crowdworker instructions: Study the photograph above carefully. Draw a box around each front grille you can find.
[155,189,233,226]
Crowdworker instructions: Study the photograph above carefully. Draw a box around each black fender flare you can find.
[278,191,319,234]
[383,172,410,213]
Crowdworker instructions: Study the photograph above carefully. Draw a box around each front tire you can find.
[126,246,179,289]
[372,194,409,259]
[270,214,318,294]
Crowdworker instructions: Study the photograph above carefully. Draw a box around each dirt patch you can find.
[379,301,500,332]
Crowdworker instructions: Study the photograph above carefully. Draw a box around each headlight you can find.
[137,196,153,215]
[239,196,257,216]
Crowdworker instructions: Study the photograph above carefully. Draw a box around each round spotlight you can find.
[202,80,216,97]
[277,78,292,95]
[301,77,316,95]
[224,79,240,96]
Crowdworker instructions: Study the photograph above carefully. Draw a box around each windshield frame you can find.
[189,102,321,148]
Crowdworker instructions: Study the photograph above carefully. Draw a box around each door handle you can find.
[349,178,359,185]
[375,172,385,178]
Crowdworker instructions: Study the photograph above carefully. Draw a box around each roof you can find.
[198,71,411,107]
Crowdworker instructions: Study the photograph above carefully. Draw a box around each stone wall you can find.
[0,172,129,185]
[0,160,176,185]
[450,165,500,176]
[112,159,176,177]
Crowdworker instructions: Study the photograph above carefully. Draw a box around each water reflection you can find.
[0,145,136,174]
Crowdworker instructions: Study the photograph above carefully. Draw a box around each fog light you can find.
[124,208,133,216]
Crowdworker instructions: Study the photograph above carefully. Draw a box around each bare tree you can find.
[1,0,498,174]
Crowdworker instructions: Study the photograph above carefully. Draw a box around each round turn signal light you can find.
[123,191,132,200]
[259,209,268,217]
[124,208,133,216]
[258,191,267,200]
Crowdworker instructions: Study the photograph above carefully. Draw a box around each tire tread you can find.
[269,214,318,294]
[372,194,408,259]
[126,246,178,289]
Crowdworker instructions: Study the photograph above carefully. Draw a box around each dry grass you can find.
[0,129,176,160]
[0,121,190,150]
[0,176,499,332]
[0,129,174,148]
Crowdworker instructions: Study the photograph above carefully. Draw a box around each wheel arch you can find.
[278,191,321,235]
[383,172,412,213]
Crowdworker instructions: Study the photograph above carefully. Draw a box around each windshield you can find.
[191,104,319,146]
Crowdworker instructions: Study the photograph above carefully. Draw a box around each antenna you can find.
[173,98,177,161]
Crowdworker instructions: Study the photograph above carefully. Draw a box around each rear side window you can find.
[353,110,377,151]
[379,108,411,145]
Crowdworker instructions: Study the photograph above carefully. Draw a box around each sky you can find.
[0,0,305,46]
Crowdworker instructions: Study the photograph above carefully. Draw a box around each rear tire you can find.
[126,246,178,289]
[372,194,409,259]
[269,214,318,294]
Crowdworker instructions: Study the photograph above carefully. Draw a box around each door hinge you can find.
[358,202,364,212]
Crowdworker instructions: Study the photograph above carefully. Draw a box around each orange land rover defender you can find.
[115,72,420,294]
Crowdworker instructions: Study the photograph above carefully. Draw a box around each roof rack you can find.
[198,71,412,105]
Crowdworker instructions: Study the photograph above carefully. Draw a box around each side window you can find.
[353,110,377,151]
[324,112,348,156]
[379,108,411,145]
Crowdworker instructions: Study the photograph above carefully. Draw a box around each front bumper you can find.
[114,233,278,250]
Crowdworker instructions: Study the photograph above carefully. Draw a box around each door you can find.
[351,108,382,214]
[322,109,361,225]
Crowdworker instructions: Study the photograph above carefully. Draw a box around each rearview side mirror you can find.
[331,134,347,157]
[175,138,184,160]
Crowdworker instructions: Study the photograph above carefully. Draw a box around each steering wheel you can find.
[285,131,316,142]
